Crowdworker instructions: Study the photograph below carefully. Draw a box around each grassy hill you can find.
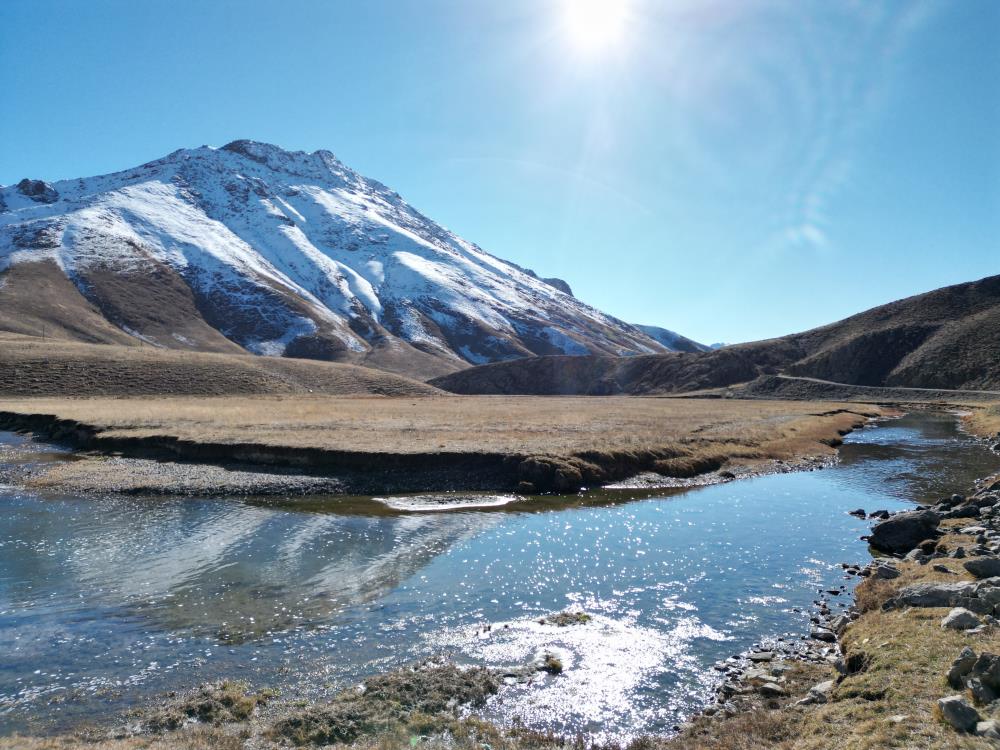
[0,260,463,382]
[432,274,1000,395]
[0,334,441,398]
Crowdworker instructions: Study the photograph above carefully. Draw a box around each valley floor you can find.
[0,395,880,495]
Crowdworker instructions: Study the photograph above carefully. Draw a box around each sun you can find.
[561,0,632,55]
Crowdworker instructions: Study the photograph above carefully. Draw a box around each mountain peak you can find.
[215,139,344,177]
[0,142,681,379]
[222,138,296,161]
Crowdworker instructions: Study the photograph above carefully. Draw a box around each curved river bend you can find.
[1,411,998,742]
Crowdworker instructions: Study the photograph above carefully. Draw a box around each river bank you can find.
[663,411,1000,748]
[2,411,1000,749]
[0,396,880,495]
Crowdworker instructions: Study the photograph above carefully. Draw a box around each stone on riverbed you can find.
[868,510,940,554]
[809,627,837,643]
[938,695,981,733]
[942,608,982,630]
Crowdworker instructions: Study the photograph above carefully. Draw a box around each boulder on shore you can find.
[969,653,1000,694]
[870,562,901,580]
[964,557,1000,580]
[978,720,1000,739]
[938,695,981,733]
[884,581,978,609]
[948,647,978,688]
[868,510,940,554]
[942,608,981,630]
[807,679,835,704]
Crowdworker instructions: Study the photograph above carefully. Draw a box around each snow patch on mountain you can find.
[1,140,675,365]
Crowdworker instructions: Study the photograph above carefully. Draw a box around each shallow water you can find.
[1,411,998,741]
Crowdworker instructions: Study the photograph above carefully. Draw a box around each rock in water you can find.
[938,695,981,733]
[809,627,837,642]
[964,557,1000,579]
[868,510,940,554]
[942,608,982,630]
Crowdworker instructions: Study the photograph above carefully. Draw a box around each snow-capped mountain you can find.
[0,140,669,377]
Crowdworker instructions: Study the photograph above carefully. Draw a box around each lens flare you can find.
[561,0,632,54]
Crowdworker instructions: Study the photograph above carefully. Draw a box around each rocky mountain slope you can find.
[0,140,670,379]
[635,325,710,353]
[432,275,1000,394]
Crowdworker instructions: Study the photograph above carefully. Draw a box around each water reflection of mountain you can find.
[2,492,499,639]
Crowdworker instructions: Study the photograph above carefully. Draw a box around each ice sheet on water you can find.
[373,494,525,512]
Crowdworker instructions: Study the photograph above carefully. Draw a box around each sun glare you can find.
[561,0,632,55]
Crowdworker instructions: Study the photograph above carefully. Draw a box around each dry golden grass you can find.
[0,334,440,398]
[667,548,1000,750]
[0,730,242,750]
[789,539,999,749]
[965,403,1000,439]
[0,395,878,461]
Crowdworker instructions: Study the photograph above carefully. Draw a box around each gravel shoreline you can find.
[5,442,844,499]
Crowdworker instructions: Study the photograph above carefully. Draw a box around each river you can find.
[1,411,998,742]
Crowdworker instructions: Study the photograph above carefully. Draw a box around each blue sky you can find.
[1,0,997,345]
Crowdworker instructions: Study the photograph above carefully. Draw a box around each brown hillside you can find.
[432,274,1000,394]
[0,334,441,397]
[0,260,461,381]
